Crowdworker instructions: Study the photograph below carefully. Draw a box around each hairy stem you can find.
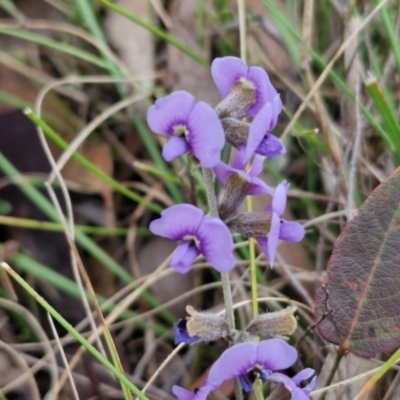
[202,166,241,399]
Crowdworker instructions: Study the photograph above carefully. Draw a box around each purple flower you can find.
[174,319,200,345]
[149,204,236,274]
[242,101,285,165]
[213,154,273,197]
[147,91,225,167]
[172,339,298,400]
[268,368,317,400]
[212,56,281,117]
[257,181,305,266]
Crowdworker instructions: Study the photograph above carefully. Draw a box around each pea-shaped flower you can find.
[257,181,305,266]
[172,339,298,400]
[147,91,225,168]
[149,204,236,274]
[212,56,282,118]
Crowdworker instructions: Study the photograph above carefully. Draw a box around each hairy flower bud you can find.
[227,211,272,238]
[221,118,250,149]
[185,305,230,342]
[218,173,253,220]
[215,80,256,119]
[245,306,297,340]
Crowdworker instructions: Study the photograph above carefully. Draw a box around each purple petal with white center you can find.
[256,339,298,371]
[149,204,204,241]
[206,342,258,387]
[196,217,236,272]
[247,66,277,117]
[188,102,225,168]
[162,136,190,161]
[292,369,315,386]
[211,56,248,99]
[255,133,286,159]
[171,241,201,274]
[272,181,289,216]
[245,103,272,163]
[249,155,264,177]
[279,220,305,242]
[147,91,196,135]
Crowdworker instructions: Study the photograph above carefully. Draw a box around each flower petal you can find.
[255,133,286,159]
[172,386,196,400]
[171,242,201,274]
[248,176,273,196]
[197,217,236,272]
[292,369,315,386]
[257,212,280,266]
[213,161,237,184]
[279,221,305,242]
[270,94,283,129]
[304,376,318,394]
[206,342,258,387]
[249,155,264,177]
[174,320,200,344]
[272,180,289,216]
[211,56,248,99]
[162,136,190,162]
[247,66,277,117]
[147,91,195,135]
[245,103,272,163]
[256,339,298,371]
[188,102,225,167]
[232,145,248,171]
[149,204,204,240]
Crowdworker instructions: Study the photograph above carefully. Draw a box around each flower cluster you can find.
[147,56,315,399]
[147,56,304,273]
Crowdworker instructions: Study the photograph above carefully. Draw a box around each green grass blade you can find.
[1,262,150,400]
[366,76,400,162]
[99,0,209,69]
[0,152,175,324]
[0,215,149,236]
[0,28,110,70]
[25,109,163,214]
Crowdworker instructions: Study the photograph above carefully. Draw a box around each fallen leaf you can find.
[315,166,400,357]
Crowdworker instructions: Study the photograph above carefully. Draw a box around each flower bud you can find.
[215,80,256,119]
[218,173,253,220]
[221,118,249,149]
[227,212,273,238]
[185,305,230,342]
[245,306,297,340]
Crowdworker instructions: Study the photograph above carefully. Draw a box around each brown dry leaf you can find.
[167,0,221,105]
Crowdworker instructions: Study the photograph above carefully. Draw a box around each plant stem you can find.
[202,166,242,400]
[319,352,343,400]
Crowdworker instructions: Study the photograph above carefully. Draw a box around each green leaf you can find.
[315,166,400,357]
